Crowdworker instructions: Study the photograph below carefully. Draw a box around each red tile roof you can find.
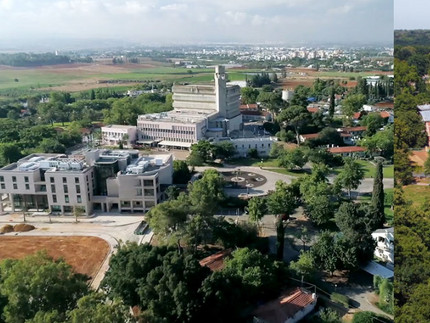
[240,104,259,110]
[380,111,390,118]
[342,126,367,132]
[252,288,316,323]
[199,249,232,272]
[375,101,394,109]
[307,107,319,113]
[328,146,366,154]
[353,112,362,120]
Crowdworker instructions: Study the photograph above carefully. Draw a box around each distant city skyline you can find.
[1,0,393,50]
[395,0,429,29]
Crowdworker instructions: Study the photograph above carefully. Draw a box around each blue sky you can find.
[395,0,429,29]
[0,0,393,45]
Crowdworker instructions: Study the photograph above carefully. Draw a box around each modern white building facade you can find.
[372,227,394,265]
[101,125,137,147]
[0,150,173,215]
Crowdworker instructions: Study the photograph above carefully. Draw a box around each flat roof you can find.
[362,261,393,279]
[138,110,216,124]
[102,125,136,130]
[158,140,192,148]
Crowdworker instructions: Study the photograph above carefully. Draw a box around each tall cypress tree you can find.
[371,161,385,228]
[329,87,335,118]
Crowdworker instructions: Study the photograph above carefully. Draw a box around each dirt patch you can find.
[0,225,14,233]
[13,223,35,232]
[0,236,110,278]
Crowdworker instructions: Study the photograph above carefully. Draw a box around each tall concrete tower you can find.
[215,65,227,116]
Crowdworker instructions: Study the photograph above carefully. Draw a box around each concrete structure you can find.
[101,125,137,147]
[372,227,394,265]
[212,137,278,157]
[419,104,430,147]
[0,150,173,215]
[136,66,243,148]
[282,89,294,102]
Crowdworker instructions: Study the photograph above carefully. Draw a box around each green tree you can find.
[278,147,308,170]
[394,148,414,185]
[371,161,385,228]
[188,169,225,216]
[173,160,191,184]
[289,250,316,280]
[335,158,365,198]
[0,143,21,167]
[212,141,235,160]
[146,199,189,241]
[0,251,88,323]
[277,105,311,144]
[311,231,339,275]
[240,87,259,104]
[341,94,367,123]
[246,197,266,223]
[361,113,385,136]
[267,181,298,259]
[319,308,342,323]
[67,293,133,323]
[329,87,336,118]
[424,150,430,176]
[188,140,212,164]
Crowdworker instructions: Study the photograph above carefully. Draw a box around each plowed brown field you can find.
[0,236,110,278]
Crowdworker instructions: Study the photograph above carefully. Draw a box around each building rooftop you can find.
[199,249,232,272]
[138,110,216,124]
[1,154,88,173]
[123,154,171,175]
[102,125,137,130]
[328,146,366,154]
[252,288,316,323]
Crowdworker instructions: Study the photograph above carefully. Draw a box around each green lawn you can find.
[332,160,393,179]
[403,185,430,206]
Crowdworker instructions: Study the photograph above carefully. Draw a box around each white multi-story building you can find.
[0,150,173,215]
[136,66,243,149]
[372,227,394,265]
[212,137,278,157]
[101,125,137,147]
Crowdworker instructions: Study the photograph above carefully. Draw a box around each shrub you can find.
[330,292,349,307]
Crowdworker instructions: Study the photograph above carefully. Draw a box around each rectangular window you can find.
[13,183,17,189]
[136,188,142,196]
[1,183,5,189]
[75,177,79,184]
[51,185,56,193]
[0,176,3,182]
[24,176,29,183]
[12,176,16,182]
[25,184,29,190]
[144,189,154,196]
[62,177,67,183]
[64,185,68,193]
[50,177,54,183]
[65,195,69,203]
[53,195,57,203]
[76,185,81,194]
[77,195,82,203]
[143,180,153,187]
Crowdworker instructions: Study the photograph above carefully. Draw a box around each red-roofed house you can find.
[328,146,366,157]
[252,288,317,323]
[199,249,232,272]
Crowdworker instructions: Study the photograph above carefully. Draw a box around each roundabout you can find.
[221,169,267,189]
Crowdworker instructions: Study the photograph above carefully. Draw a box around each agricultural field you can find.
[0,236,110,278]
[0,59,391,96]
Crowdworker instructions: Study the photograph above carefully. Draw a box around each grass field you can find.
[0,236,110,278]
[403,184,430,206]
[332,160,394,179]
[0,63,257,95]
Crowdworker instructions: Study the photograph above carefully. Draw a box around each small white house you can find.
[371,227,394,265]
[101,125,137,148]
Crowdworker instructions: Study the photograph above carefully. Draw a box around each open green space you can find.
[332,160,393,179]
[403,184,430,207]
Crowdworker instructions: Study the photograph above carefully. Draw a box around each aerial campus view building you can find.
[102,65,278,156]
[0,150,173,215]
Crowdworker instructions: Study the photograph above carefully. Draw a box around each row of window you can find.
[141,128,195,135]
[235,143,272,149]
